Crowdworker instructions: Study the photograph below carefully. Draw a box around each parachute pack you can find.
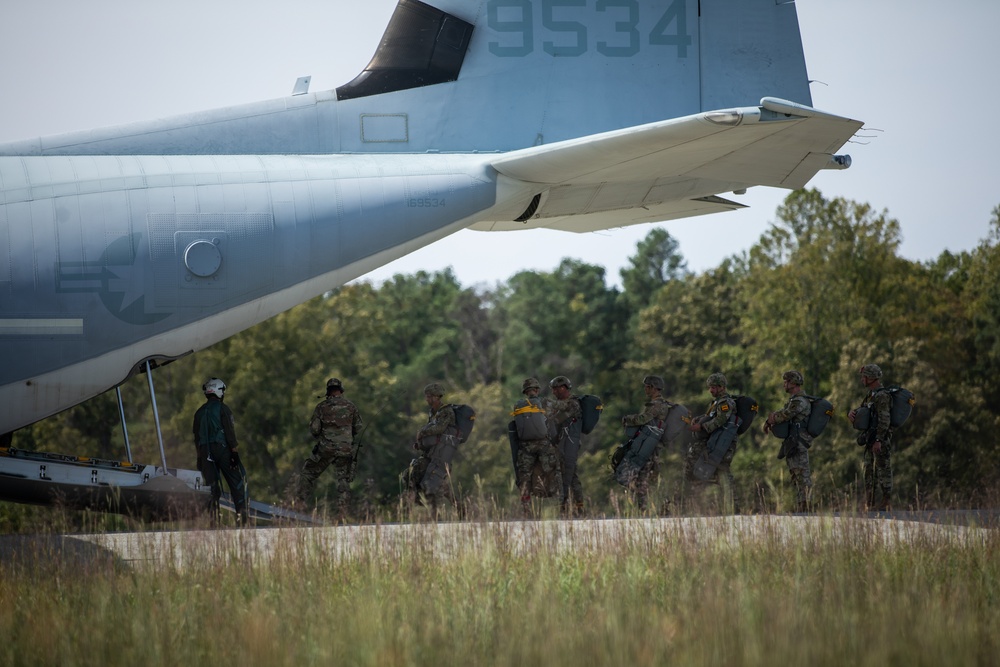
[450,404,477,443]
[734,395,759,435]
[852,386,915,431]
[770,395,835,439]
[577,394,603,434]
[511,398,548,441]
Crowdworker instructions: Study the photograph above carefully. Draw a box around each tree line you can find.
[9,189,1000,516]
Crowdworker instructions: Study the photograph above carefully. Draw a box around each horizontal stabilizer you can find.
[473,98,862,232]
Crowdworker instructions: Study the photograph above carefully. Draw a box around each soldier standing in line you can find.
[405,382,458,515]
[291,378,363,516]
[546,375,584,515]
[620,375,672,511]
[684,372,741,513]
[763,370,813,512]
[512,377,561,515]
[192,377,249,525]
[848,364,893,511]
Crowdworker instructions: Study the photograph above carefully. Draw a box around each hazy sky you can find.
[1,0,997,288]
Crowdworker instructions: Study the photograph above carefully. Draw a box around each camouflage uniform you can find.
[546,393,583,510]
[513,380,562,506]
[684,375,740,511]
[858,387,893,509]
[770,391,813,509]
[295,388,363,513]
[621,396,672,510]
[409,402,458,503]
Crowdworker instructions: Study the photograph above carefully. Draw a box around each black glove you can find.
[230,451,240,468]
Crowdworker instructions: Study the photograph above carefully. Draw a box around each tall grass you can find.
[2,517,997,666]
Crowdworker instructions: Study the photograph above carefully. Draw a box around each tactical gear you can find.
[613,423,664,486]
[450,404,476,443]
[578,394,604,434]
[202,377,226,399]
[852,386,914,430]
[423,382,445,397]
[549,375,572,389]
[692,417,739,481]
[734,395,758,434]
[326,377,344,392]
[511,397,548,441]
[770,395,834,439]
[860,364,882,380]
[782,370,804,386]
[706,373,727,388]
[521,377,541,393]
[643,375,665,390]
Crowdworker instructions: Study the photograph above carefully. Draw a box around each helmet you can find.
[549,375,572,389]
[706,373,727,388]
[521,377,541,393]
[782,370,804,386]
[326,378,344,392]
[203,377,226,399]
[643,375,665,390]
[423,382,445,397]
[860,364,882,380]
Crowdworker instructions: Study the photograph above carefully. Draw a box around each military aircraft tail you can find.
[0,0,817,157]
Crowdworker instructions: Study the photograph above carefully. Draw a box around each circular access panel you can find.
[184,240,222,277]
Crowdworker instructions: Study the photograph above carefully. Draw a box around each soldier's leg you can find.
[786,446,812,511]
[862,447,876,508]
[333,456,353,517]
[682,441,708,509]
[297,442,336,503]
[515,444,536,510]
[875,445,892,509]
[211,442,249,524]
[718,444,740,514]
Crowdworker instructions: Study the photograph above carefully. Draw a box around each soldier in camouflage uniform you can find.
[621,375,671,511]
[848,364,893,511]
[684,372,741,512]
[513,378,562,515]
[292,378,363,515]
[405,382,458,513]
[764,370,813,512]
[546,375,584,515]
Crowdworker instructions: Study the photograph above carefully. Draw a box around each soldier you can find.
[848,364,893,511]
[763,370,813,512]
[406,382,459,515]
[192,378,249,525]
[684,372,740,513]
[291,378,363,515]
[511,378,561,515]
[620,375,671,511]
[546,375,584,515]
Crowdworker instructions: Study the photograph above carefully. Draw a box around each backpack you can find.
[733,395,758,435]
[577,394,604,435]
[450,404,476,443]
[770,395,834,439]
[852,387,914,431]
[511,398,548,441]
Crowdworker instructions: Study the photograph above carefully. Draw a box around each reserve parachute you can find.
[770,395,835,439]
[734,395,759,434]
[578,394,603,434]
[852,387,915,431]
[511,398,548,441]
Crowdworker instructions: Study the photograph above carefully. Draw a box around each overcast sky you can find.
[1,0,997,289]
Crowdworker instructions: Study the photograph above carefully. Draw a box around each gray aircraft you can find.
[0,0,860,438]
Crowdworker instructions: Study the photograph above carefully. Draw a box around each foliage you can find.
[9,191,1000,519]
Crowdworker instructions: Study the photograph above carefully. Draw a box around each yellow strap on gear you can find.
[510,404,546,417]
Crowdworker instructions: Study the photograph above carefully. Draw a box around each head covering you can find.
[202,377,226,399]
[706,373,727,388]
[642,375,665,390]
[521,377,541,393]
[326,378,344,392]
[782,370,804,386]
[423,382,445,397]
[548,375,572,389]
[859,364,882,380]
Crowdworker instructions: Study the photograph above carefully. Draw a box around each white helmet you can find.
[203,377,226,399]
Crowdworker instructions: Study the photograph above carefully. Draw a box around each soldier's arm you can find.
[309,407,323,438]
[874,392,892,441]
[701,399,734,434]
[221,404,240,450]
[352,407,364,439]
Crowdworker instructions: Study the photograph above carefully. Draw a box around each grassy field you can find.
[1,516,997,667]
